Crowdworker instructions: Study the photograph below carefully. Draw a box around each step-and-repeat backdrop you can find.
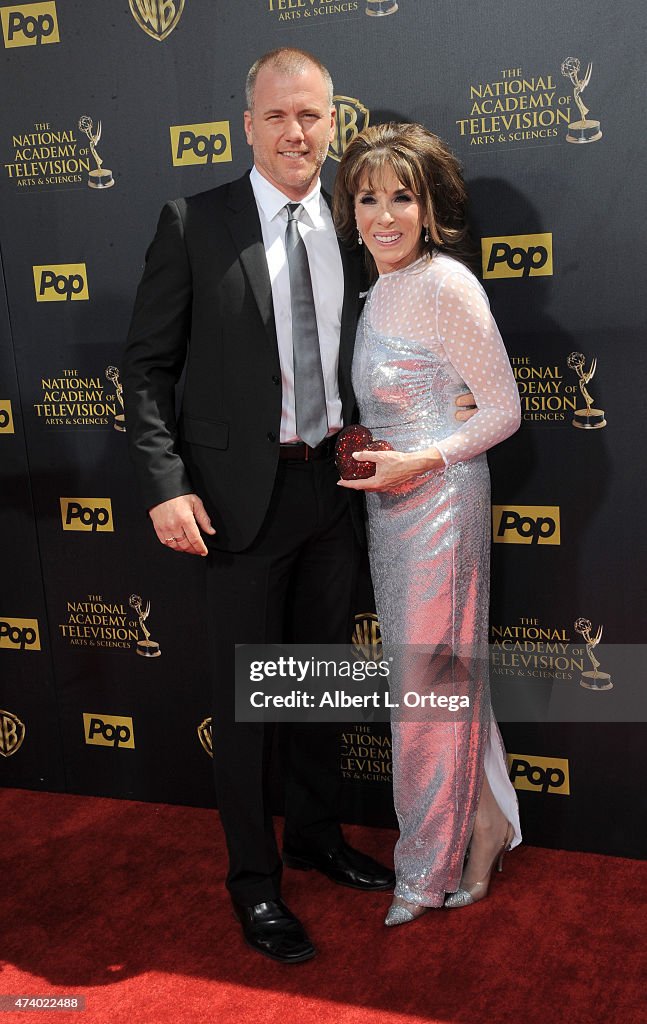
[2,0,645,858]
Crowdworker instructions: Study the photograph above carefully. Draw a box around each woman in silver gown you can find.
[333,123,522,925]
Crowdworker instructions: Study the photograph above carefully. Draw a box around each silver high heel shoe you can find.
[444,822,514,908]
[384,897,431,927]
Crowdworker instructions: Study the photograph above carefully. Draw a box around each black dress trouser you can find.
[206,454,360,905]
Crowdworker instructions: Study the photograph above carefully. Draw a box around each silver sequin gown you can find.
[352,254,522,907]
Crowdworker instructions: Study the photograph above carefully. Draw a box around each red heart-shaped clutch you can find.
[334,425,393,480]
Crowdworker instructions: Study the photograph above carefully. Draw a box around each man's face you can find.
[244,64,335,200]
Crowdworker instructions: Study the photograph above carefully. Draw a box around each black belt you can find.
[278,434,339,462]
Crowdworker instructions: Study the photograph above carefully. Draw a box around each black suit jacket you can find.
[122,171,363,551]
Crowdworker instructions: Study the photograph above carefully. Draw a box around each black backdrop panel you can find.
[1,0,645,857]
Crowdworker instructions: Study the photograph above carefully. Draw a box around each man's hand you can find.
[148,494,216,556]
[455,393,477,422]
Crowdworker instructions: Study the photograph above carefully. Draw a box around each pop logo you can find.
[482,233,553,279]
[33,264,89,302]
[1,2,59,48]
[508,754,570,795]
[83,713,135,749]
[60,498,114,532]
[0,617,41,651]
[492,505,561,546]
[0,400,14,433]
[170,122,232,166]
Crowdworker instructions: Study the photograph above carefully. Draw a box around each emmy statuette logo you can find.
[329,97,370,163]
[105,366,125,431]
[365,0,398,15]
[129,594,161,657]
[197,717,213,757]
[78,116,115,189]
[561,58,602,144]
[1,1,59,47]
[0,710,26,757]
[0,400,15,433]
[129,0,184,41]
[567,352,606,429]
[574,618,612,690]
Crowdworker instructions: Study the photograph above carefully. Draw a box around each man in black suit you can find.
[123,48,394,965]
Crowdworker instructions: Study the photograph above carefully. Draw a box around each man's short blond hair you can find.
[245,48,334,112]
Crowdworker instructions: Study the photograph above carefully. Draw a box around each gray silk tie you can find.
[285,203,328,448]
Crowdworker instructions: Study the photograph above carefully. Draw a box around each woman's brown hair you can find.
[332,122,479,278]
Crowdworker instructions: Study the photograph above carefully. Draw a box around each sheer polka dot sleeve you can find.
[432,268,520,465]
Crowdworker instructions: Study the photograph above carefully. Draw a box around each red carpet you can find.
[1,788,645,1024]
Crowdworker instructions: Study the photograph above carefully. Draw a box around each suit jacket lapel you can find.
[321,188,362,419]
[223,173,278,351]
[338,238,362,421]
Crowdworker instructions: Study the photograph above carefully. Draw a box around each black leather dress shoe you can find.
[283,840,395,891]
[231,898,316,964]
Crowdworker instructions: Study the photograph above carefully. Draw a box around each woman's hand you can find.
[455,392,477,421]
[337,447,444,492]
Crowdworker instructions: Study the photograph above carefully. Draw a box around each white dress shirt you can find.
[250,165,344,443]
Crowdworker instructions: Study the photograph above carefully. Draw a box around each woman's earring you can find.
[357,228,363,246]
[424,226,430,244]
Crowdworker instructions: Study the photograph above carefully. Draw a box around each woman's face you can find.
[354,165,425,275]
